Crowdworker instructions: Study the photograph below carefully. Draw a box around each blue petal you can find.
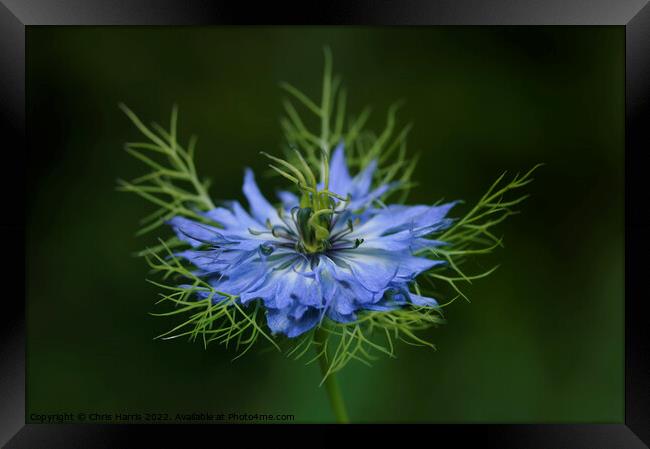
[237,257,320,309]
[408,292,439,307]
[331,248,399,292]
[417,202,458,228]
[176,249,223,273]
[350,159,377,199]
[320,257,375,304]
[348,182,396,211]
[354,202,458,239]
[203,207,240,229]
[206,201,262,231]
[366,286,409,311]
[395,256,445,280]
[212,258,276,296]
[410,237,449,253]
[243,168,280,225]
[266,305,320,338]
[328,142,353,196]
[276,190,299,209]
[168,216,222,247]
[326,307,357,323]
[239,279,278,305]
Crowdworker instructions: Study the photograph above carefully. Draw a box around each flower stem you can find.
[315,327,350,423]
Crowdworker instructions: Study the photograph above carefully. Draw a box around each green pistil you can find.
[259,141,351,254]
[296,206,332,254]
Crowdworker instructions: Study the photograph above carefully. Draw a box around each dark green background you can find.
[27,27,624,423]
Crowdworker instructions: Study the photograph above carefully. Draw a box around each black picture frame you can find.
[2,1,648,446]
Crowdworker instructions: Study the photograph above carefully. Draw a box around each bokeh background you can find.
[26,27,624,423]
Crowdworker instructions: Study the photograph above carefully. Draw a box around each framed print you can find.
[2,0,649,447]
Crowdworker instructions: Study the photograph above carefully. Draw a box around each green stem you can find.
[315,327,350,424]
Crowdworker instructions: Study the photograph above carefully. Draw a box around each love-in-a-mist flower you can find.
[168,143,457,338]
[119,50,538,425]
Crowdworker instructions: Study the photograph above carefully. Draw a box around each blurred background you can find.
[26,26,624,423]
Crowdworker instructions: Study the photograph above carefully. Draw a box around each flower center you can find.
[295,206,332,254]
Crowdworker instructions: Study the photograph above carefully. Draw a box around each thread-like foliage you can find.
[145,239,278,357]
[279,47,417,203]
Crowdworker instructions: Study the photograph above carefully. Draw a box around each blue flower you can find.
[168,143,457,338]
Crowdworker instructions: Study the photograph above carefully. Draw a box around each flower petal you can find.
[266,305,320,338]
[276,190,299,209]
[243,168,281,225]
[168,216,222,247]
[328,142,353,196]
[350,159,377,199]
[331,248,399,292]
[408,292,439,307]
